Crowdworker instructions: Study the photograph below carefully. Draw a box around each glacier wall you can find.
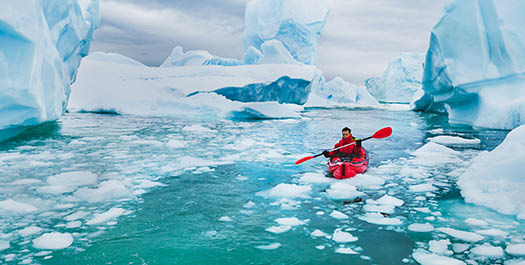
[365,53,424,103]
[413,0,525,129]
[0,0,99,141]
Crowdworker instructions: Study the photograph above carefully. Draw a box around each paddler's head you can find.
[342,127,352,139]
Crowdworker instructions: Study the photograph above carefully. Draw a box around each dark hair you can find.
[342,127,351,133]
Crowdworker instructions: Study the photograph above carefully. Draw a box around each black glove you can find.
[322,150,330,157]
[356,140,362,148]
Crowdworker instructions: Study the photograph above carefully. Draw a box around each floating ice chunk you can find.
[428,136,480,146]
[458,125,525,219]
[370,195,404,206]
[414,207,431,213]
[47,171,97,187]
[64,211,89,221]
[244,201,256,209]
[409,183,437,193]
[134,180,166,189]
[335,247,358,254]
[66,221,81,229]
[256,243,281,250]
[408,223,434,232]
[166,139,186,148]
[329,210,348,220]
[412,249,466,265]
[38,185,75,195]
[465,218,488,226]
[363,204,395,214]
[452,243,470,253]
[475,229,509,237]
[436,227,484,242]
[326,182,364,200]
[9,179,42,185]
[32,232,73,250]
[266,226,291,234]
[74,180,131,202]
[298,172,333,184]
[429,239,452,255]
[471,243,504,257]
[332,229,358,243]
[358,213,402,225]
[182,125,217,134]
[86,208,127,225]
[0,199,38,214]
[311,229,328,237]
[219,216,233,222]
[275,217,305,226]
[506,244,525,256]
[256,183,311,199]
[411,142,460,166]
[18,226,42,237]
[0,241,9,251]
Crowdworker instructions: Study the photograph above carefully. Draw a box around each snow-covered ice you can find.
[436,227,484,242]
[332,229,358,243]
[32,232,73,250]
[470,243,504,257]
[412,249,466,265]
[458,125,525,219]
[408,223,434,232]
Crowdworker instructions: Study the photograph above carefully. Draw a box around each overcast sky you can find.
[91,0,446,85]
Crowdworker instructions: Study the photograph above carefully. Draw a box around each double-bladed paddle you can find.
[294,127,392,165]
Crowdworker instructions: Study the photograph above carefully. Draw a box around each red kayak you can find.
[328,148,369,179]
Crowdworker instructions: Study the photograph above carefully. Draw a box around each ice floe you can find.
[32,232,73,250]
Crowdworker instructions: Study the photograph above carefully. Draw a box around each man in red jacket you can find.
[322,127,364,159]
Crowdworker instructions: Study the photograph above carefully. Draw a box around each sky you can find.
[91,0,447,85]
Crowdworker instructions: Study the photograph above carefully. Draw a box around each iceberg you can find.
[0,0,99,141]
[412,0,525,129]
[68,52,315,119]
[243,0,329,65]
[365,53,424,103]
[306,76,379,106]
[458,125,525,219]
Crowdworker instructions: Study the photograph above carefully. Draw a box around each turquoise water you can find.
[0,107,521,264]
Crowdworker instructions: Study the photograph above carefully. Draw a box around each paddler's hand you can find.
[322,150,330,157]
[356,140,362,148]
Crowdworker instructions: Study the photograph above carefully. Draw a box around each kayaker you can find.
[322,127,364,159]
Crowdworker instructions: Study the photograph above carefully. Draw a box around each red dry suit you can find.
[328,135,365,157]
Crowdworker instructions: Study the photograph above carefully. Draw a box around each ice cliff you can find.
[412,0,525,130]
[0,0,99,141]
[365,53,424,103]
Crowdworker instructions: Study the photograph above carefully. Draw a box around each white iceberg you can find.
[413,0,525,129]
[243,0,329,65]
[68,52,320,118]
[306,76,379,107]
[365,53,424,103]
[0,0,99,141]
[458,125,525,219]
